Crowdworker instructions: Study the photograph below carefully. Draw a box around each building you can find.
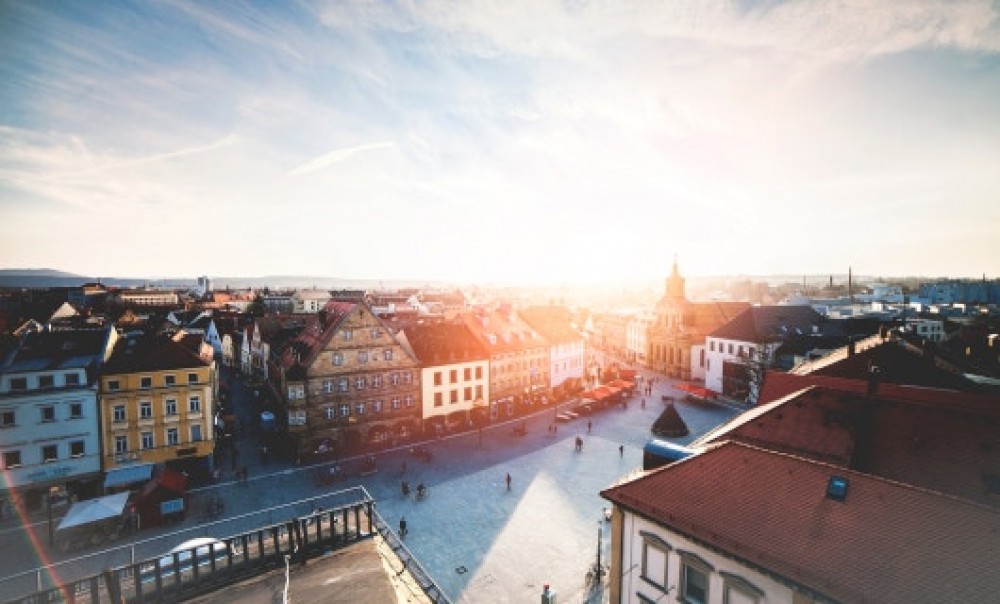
[703,305,823,401]
[110,288,180,307]
[648,259,748,381]
[459,306,549,420]
[292,289,332,314]
[275,300,422,459]
[601,379,1000,604]
[99,332,217,480]
[0,327,118,509]
[625,310,655,366]
[518,305,586,400]
[400,321,490,430]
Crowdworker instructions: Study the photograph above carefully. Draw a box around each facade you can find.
[518,305,586,399]
[625,310,655,366]
[276,300,422,459]
[704,305,823,400]
[459,306,549,420]
[111,289,180,307]
[99,332,216,478]
[648,260,749,381]
[0,327,118,508]
[401,322,490,427]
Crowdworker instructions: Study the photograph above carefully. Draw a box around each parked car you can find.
[141,537,238,581]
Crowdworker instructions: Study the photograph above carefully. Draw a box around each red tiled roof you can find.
[695,382,1000,506]
[402,322,488,365]
[602,441,1000,603]
[104,333,209,373]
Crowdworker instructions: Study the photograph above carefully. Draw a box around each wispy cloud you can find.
[287,141,395,176]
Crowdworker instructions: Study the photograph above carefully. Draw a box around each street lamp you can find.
[595,517,603,584]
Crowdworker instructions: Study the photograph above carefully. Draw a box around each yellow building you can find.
[99,332,216,479]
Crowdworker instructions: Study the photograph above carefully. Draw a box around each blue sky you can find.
[2,1,999,284]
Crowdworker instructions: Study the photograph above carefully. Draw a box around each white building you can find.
[292,289,332,314]
[625,310,655,367]
[0,327,118,509]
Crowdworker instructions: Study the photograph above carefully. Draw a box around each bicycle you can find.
[584,562,608,589]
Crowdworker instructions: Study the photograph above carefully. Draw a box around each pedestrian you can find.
[505,473,512,491]
[619,444,624,457]
[587,420,592,434]
[399,516,408,537]
[641,398,646,409]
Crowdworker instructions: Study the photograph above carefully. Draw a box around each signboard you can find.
[160,498,185,515]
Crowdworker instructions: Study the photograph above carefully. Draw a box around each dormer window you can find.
[39,375,54,389]
[10,378,27,391]
[140,376,152,389]
[65,373,80,386]
[165,375,176,387]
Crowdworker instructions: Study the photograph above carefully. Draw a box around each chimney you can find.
[848,267,853,302]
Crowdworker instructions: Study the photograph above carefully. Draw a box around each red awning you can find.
[591,386,613,399]
[674,383,718,399]
[608,379,634,389]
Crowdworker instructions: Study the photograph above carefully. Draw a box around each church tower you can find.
[666,255,686,301]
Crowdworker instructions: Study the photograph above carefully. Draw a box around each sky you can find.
[1,1,999,286]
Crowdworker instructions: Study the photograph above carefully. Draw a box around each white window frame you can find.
[166,428,179,446]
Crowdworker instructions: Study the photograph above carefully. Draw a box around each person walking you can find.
[399,516,408,538]
[587,420,592,434]
[505,472,512,491]
[619,444,624,457]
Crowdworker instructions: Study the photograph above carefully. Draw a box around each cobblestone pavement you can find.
[2,360,741,603]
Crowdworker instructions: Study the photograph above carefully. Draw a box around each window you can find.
[639,532,671,590]
[42,444,58,462]
[139,401,152,420]
[339,404,350,418]
[710,341,715,352]
[727,343,733,355]
[405,395,414,407]
[107,379,120,391]
[70,440,84,458]
[679,551,713,604]
[325,406,335,420]
[187,372,199,384]
[3,450,22,468]
[372,400,382,413]
[332,352,343,366]
[434,372,443,386]
[450,390,459,404]
[0,410,14,427]
[464,387,472,401]
[10,377,27,391]
[355,377,366,390]
[70,403,82,418]
[391,397,401,410]
[115,435,128,454]
[287,385,304,400]
[355,402,366,416]
[475,385,483,400]
[358,351,368,363]
[383,349,392,361]
[41,406,55,423]
[434,392,443,407]
[165,398,177,416]
[402,372,412,384]
[390,373,400,386]
[450,369,458,384]
[371,328,381,339]
[140,376,152,389]
[39,375,54,389]
[113,405,126,423]
[190,425,202,442]
[464,368,472,381]
[323,379,333,393]
[475,366,483,379]
[189,396,201,413]
[141,432,153,450]
[65,373,80,386]
[289,410,307,425]
[166,428,179,445]
[342,329,353,341]
[165,374,176,386]
[721,572,765,604]
[372,374,383,388]
[338,378,349,393]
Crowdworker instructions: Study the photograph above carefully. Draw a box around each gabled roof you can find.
[402,322,488,366]
[518,306,581,344]
[695,381,1000,506]
[457,309,546,354]
[708,305,823,342]
[602,441,1000,604]
[3,328,112,372]
[103,333,210,374]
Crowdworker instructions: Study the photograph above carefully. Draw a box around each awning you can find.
[608,379,634,389]
[104,464,154,489]
[57,492,130,531]
[674,383,718,399]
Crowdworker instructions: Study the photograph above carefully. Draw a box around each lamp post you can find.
[595,517,603,584]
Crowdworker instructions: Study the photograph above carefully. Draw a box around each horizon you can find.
[2,2,999,283]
